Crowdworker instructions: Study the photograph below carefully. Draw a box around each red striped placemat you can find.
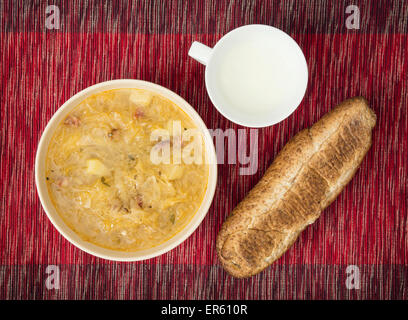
[1,0,407,299]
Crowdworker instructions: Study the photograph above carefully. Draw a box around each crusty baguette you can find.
[216,97,377,278]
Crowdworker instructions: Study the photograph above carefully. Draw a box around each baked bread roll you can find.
[216,97,376,278]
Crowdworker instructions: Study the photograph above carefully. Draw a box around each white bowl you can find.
[35,79,218,261]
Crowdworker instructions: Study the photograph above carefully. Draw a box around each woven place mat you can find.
[1,0,407,299]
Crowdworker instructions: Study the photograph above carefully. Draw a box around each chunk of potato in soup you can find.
[46,88,209,251]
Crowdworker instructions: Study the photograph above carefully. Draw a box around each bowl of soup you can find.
[35,79,217,261]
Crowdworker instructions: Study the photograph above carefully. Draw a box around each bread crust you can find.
[216,97,377,278]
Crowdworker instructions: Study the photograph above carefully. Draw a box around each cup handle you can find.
[188,41,213,66]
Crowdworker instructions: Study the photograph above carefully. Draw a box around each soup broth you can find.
[46,88,208,251]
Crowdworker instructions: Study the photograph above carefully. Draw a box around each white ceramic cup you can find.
[189,24,308,128]
[35,79,217,261]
